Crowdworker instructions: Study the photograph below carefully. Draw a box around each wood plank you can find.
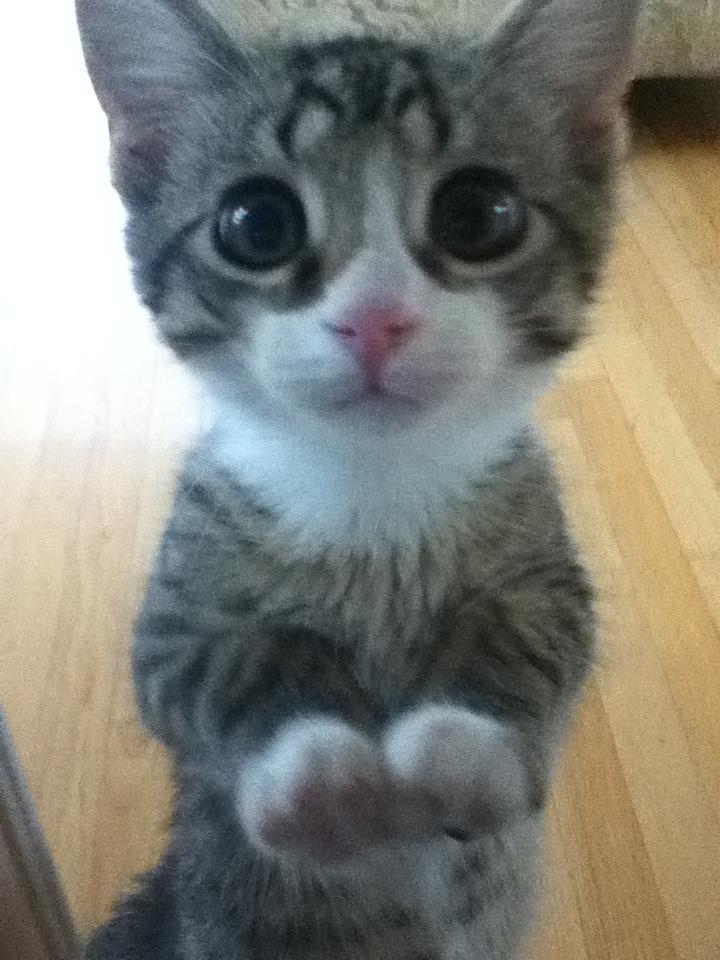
[542,415,720,960]
[560,378,720,823]
[621,167,720,378]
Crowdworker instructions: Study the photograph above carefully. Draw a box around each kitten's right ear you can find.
[76,0,240,204]
[489,0,640,162]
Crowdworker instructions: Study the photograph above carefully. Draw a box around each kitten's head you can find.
[77,0,638,445]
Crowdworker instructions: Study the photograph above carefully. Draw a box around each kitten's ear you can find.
[76,0,240,203]
[492,0,640,157]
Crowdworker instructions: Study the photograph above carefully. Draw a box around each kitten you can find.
[76,0,638,957]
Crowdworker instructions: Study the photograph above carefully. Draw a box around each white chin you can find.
[328,391,429,427]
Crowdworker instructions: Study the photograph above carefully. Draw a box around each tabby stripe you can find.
[514,319,581,361]
[536,200,594,277]
[178,479,236,527]
[162,328,227,357]
[141,215,205,314]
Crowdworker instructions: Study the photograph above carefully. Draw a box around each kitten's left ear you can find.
[76,0,242,204]
[490,0,641,157]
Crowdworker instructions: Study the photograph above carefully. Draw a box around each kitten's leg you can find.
[82,857,178,959]
[388,573,595,841]
[382,706,544,960]
[134,605,401,863]
[381,583,594,957]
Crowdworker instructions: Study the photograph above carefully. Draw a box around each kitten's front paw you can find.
[384,706,525,841]
[239,718,393,864]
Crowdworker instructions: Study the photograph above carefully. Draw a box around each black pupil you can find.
[215,178,305,269]
[431,168,527,262]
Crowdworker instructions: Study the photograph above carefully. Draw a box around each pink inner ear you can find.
[109,113,172,172]
[571,66,634,159]
[107,118,174,201]
[571,112,626,164]
[127,128,169,167]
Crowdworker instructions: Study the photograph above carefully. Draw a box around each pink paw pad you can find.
[240,718,393,864]
[384,706,526,840]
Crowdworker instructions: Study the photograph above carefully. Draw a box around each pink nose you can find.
[330,304,419,377]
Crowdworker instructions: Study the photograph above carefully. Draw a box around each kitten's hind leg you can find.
[82,856,179,960]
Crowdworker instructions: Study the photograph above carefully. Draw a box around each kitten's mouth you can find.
[276,366,458,424]
[332,367,458,414]
[331,383,424,415]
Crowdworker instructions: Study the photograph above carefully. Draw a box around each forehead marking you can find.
[278,81,344,159]
[395,88,444,156]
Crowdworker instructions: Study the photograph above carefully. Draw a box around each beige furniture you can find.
[205,0,720,77]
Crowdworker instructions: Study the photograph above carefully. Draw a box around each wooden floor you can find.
[1,7,719,956]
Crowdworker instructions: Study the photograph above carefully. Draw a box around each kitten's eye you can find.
[429,167,528,263]
[214,177,307,270]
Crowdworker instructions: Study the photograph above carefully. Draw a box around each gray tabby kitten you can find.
[76,0,638,957]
